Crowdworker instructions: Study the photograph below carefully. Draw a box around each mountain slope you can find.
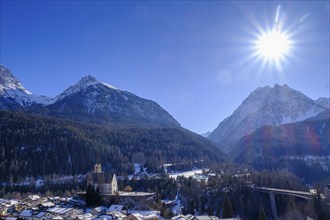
[314,97,330,109]
[232,113,330,181]
[37,75,180,127]
[0,65,180,128]
[0,110,227,182]
[208,84,327,151]
[0,65,53,108]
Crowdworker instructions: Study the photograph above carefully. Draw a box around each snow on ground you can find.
[169,169,203,180]
[134,163,141,174]
[118,191,155,197]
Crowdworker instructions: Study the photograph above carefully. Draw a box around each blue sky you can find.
[1,1,329,133]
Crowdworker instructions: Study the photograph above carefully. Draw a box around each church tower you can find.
[94,163,102,173]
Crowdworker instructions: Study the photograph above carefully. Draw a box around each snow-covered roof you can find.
[129,210,160,216]
[28,195,41,201]
[94,215,113,220]
[172,214,195,220]
[47,207,73,214]
[76,213,93,220]
[41,202,55,207]
[2,200,19,207]
[19,209,33,217]
[108,204,124,212]
[107,210,127,219]
[35,212,46,218]
[195,216,212,220]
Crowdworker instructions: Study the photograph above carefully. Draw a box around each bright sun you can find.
[256,30,291,61]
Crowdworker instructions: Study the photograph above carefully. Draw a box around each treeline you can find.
[0,110,227,182]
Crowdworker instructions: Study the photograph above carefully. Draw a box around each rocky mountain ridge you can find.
[0,65,180,128]
[208,84,328,152]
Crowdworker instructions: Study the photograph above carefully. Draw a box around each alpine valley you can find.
[0,64,329,184]
[1,64,330,219]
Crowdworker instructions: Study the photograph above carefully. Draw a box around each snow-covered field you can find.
[169,169,203,180]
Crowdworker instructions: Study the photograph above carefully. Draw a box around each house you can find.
[39,202,55,210]
[108,210,127,219]
[86,163,118,195]
[94,214,113,220]
[18,209,34,220]
[22,195,43,207]
[127,211,160,220]
[33,211,54,220]
[76,213,94,220]
[47,207,82,219]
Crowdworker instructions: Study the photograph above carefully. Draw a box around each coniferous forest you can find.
[0,110,227,182]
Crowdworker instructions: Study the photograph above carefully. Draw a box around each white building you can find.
[86,163,118,195]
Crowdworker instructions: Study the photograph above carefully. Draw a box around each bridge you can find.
[256,186,315,199]
[253,186,315,219]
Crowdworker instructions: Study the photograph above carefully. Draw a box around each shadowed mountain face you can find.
[208,84,327,152]
[231,112,330,182]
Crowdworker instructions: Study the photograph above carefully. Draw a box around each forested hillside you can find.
[233,115,330,182]
[0,111,227,182]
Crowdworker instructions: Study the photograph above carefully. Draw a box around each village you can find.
[1,163,329,220]
[1,164,242,220]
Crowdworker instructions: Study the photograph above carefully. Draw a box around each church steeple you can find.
[94,163,102,173]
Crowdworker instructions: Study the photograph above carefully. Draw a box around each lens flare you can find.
[256,30,291,61]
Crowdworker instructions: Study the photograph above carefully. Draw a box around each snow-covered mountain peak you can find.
[0,64,54,107]
[79,74,97,83]
[208,84,327,149]
[0,64,31,94]
[55,75,119,101]
[76,74,118,90]
[314,97,330,108]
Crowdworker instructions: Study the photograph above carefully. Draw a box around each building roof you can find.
[95,215,113,220]
[35,212,46,218]
[76,213,93,220]
[41,202,55,207]
[108,205,124,212]
[47,207,73,214]
[19,209,33,217]
[172,214,195,220]
[108,210,127,218]
[28,195,41,201]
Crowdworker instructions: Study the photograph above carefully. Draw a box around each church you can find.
[86,163,118,195]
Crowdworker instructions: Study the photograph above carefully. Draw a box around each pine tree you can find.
[222,193,234,218]
[85,184,94,206]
